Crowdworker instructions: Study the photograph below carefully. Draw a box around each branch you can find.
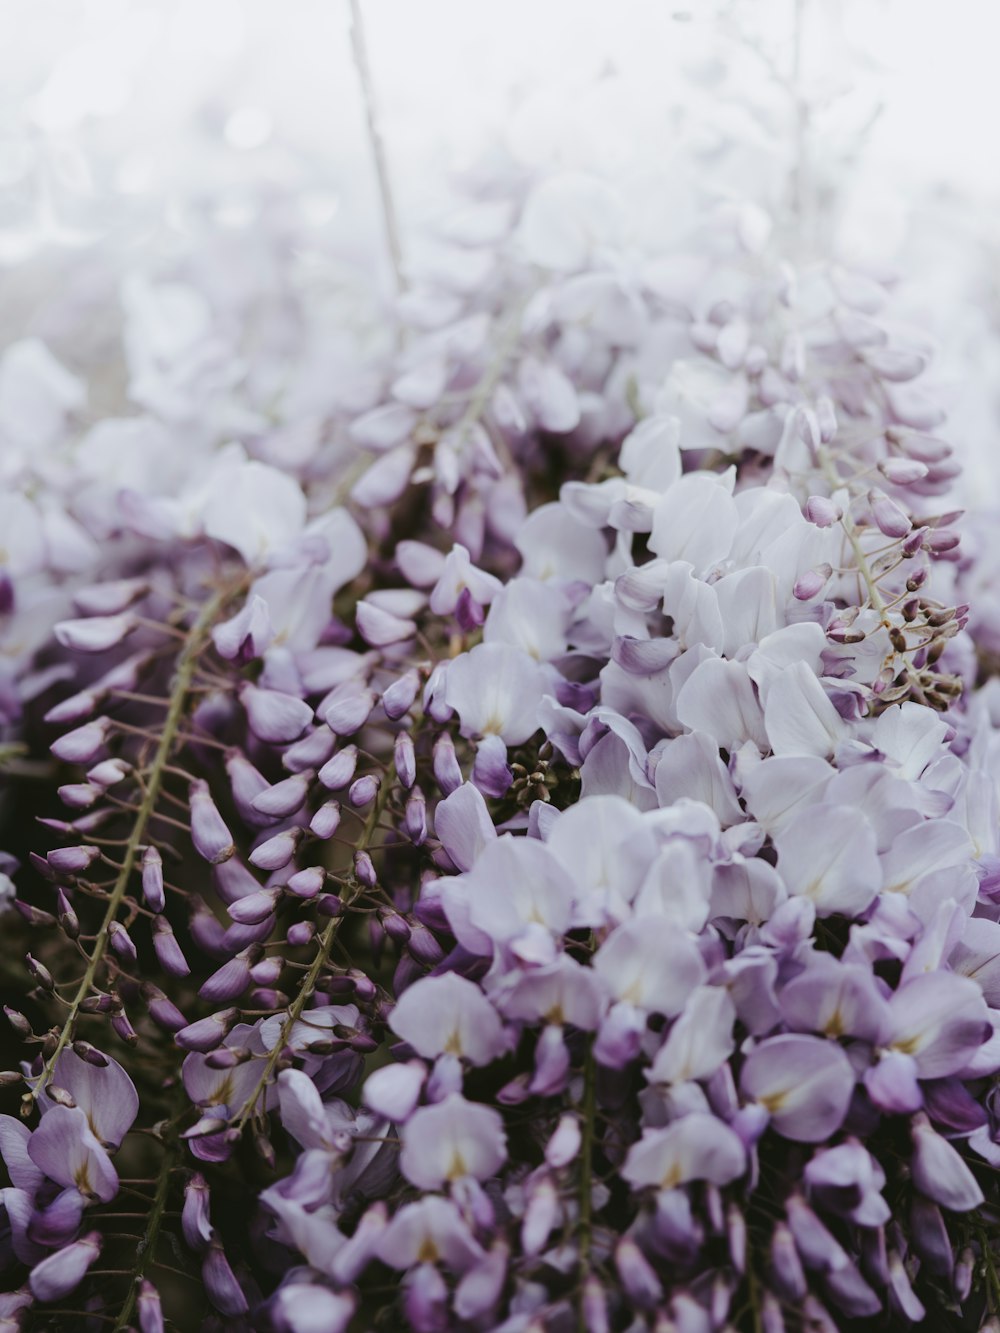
[29,580,240,1104]
[231,764,395,1132]
[110,1130,180,1332]
[349,0,407,294]
[576,1036,597,1333]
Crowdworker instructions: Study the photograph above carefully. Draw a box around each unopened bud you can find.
[26,955,54,991]
[108,920,138,963]
[793,568,828,601]
[141,846,165,912]
[111,1009,139,1046]
[394,730,417,789]
[55,887,79,940]
[804,495,841,528]
[879,457,929,485]
[354,850,376,887]
[4,1007,32,1038]
[14,898,57,927]
[868,488,911,539]
[72,1041,109,1068]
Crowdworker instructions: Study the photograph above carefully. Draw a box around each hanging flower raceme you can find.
[2,75,1000,1333]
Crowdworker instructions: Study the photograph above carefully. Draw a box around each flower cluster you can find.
[2,66,1000,1333]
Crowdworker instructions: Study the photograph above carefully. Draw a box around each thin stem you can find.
[575,1037,596,1333]
[450,297,527,455]
[349,0,407,293]
[232,765,395,1132]
[111,1131,180,1332]
[30,580,240,1103]
[978,1221,1000,1316]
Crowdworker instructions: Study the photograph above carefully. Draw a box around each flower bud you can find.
[323,683,375,736]
[228,886,282,925]
[868,488,911,539]
[250,956,282,986]
[108,920,138,962]
[404,787,427,844]
[769,1221,806,1300]
[152,915,190,977]
[240,683,313,745]
[407,922,444,965]
[54,613,136,654]
[382,669,421,721]
[47,845,100,875]
[287,921,315,947]
[287,865,325,898]
[140,845,165,912]
[879,457,928,485]
[14,897,57,926]
[925,528,960,555]
[522,1176,559,1256]
[953,1246,974,1303]
[249,828,301,872]
[432,733,462,795]
[283,725,336,773]
[199,953,254,1003]
[50,718,112,765]
[4,1007,32,1037]
[251,772,312,819]
[55,887,79,939]
[137,1278,164,1333]
[394,731,416,788]
[615,1238,663,1308]
[793,568,829,601]
[380,910,410,945]
[57,783,100,809]
[182,1173,214,1253]
[175,1009,239,1053]
[206,1045,250,1070]
[354,850,376,887]
[111,1009,139,1045]
[29,1229,102,1301]
[349,774,380,808]
[318,744,358,791]
[804,495,841,528]
[189,780,235,864]
[309,801,342,840]
[143,984,188,1033]
[71,1040,109,1068]
[87,758,130,788]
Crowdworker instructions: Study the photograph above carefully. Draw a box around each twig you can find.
[349,0,407,294]
[29,580,242,1104]
[576,1037,597,1333]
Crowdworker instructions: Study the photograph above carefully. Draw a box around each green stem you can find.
[745,1250,764,1333]
[576,1038,596,1333]
[30,581,238,1103]
[231,766,395,1132]
[110,1132,180,1333]
[818,448,892,626]
[977,1221,1000,1315]
[348,0,407,294]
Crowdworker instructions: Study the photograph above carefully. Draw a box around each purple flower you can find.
[29,1230,101,1302]
[241,683,313,744]
[740,1035,855,1143]
[389,973,506,1065]
[623,1113,746,1190]
[399,1095,507,1189]
[189,780,235,864]
[28,1104,118,1202]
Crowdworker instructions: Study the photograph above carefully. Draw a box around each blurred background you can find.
[2,0,999,491]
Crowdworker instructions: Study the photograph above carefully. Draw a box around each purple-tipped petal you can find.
[29,1230,101,1302]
